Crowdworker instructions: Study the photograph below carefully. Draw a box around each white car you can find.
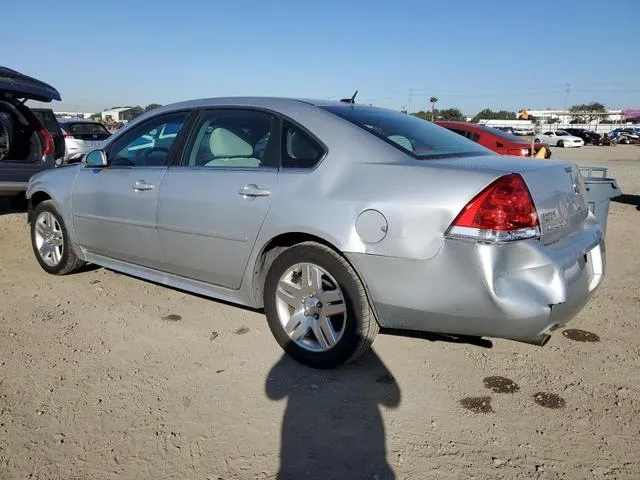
[58,119,111,163]
[535,130,584,148]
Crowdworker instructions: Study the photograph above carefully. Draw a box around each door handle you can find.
[132,180,154,191]
[238,184,271,198]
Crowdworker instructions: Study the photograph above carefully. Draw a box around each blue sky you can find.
[5,0,638,115]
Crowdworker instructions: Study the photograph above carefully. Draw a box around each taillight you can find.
[446,173,540,243]
[64,131,74,139]
[507,148,530,156]
[41,128,55,158]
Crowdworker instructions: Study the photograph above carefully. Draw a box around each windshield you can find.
[321,106,490,159]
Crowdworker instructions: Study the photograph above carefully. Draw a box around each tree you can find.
[410,108,465,122]
[429,96,438,121]
[121,106,144,121]
[569,102,606,123]
[144,103,162,112]
[472,109,516,123]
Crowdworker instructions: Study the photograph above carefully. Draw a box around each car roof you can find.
[151,97,363,112]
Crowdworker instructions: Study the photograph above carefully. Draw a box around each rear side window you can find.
[281,121,324,169]
[321,105,489,159]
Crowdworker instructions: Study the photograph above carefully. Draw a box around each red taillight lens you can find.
[41,128,55,157]
[64,131,74,139]
[447,174,540,242]
[507,148,530,156]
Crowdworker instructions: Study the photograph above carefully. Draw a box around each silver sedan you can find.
[26,98,605,368]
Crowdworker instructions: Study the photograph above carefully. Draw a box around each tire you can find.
[557,140,564,147]
[263,241,378,369]
[30,200,85,275]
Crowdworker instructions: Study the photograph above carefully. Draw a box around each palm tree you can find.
[429,96,438,121]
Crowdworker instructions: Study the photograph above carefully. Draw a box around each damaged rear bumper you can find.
[346,222,604,342]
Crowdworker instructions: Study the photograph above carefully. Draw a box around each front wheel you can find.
[263,242,378,369]
[30,200,85,275]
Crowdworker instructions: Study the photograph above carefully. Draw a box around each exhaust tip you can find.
[512,334,551,347]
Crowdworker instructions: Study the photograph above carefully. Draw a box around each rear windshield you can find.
[65,122,110,136]
[321,105,490,159]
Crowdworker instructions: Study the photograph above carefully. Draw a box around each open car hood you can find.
[0,66,61,102]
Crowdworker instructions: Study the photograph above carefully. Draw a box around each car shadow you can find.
[612,194,640,210]
[266,350,401,479]
[381,328,493,349]
[0,197,27,216]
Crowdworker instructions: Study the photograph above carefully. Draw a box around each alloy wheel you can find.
[275,262,347,352]
[34,211,64,267]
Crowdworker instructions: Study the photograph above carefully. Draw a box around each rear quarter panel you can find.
[257,159,501,262]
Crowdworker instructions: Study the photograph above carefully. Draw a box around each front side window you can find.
[110,113,187,167]
[321,105,489,159]
[281,121,324,169]
[183,110,277,168]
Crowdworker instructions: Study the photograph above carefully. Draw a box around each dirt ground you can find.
[1,146,639,479]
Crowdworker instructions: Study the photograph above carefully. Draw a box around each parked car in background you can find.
[436,121,551,158]
[58,119,111,163]
[0,66,60,209]
[535,130,584,148]
[27,98,604,368]
[31,108,65,162]
[608,128,640,144]
[562,128,600,145]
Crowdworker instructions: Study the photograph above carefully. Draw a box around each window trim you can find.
[280,118,327,171]
[101,109,196,169]
[172,106,328,173]
[173,107,280,171]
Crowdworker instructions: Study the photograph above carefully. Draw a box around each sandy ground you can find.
[1,145,639,479]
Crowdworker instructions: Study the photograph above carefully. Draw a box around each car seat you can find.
[204,127,261,168]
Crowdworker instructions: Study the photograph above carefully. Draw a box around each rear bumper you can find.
[346,222,604,341]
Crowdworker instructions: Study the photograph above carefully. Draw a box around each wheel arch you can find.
[27,190,52,222]
[250,231,380,323]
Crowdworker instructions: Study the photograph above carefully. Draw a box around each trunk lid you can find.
[432,155,589,244]
[0,66,61,102]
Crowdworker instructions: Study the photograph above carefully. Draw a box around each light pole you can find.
[429,96,438,121]
[563,83,570,125]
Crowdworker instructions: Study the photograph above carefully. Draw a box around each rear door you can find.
[156,109,279,289]
[72,111,191,269]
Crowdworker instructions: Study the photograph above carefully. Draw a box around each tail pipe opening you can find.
[513,334,551,347]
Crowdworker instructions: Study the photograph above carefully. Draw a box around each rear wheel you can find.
[30,200,85,275]
[263,242,378,369]
[557,140,564,147]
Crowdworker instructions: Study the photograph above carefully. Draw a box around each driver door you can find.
[72,112,191,269]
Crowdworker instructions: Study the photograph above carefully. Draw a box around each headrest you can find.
[210,127,253,157]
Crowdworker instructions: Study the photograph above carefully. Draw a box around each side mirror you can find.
[84,149,108,167]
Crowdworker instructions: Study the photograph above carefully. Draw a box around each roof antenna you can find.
[340,90,358,104]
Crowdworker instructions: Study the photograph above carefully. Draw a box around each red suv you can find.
[435,121,551,158]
